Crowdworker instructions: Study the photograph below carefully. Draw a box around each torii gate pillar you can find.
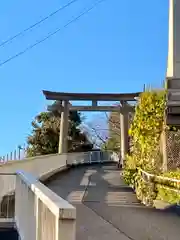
[59,100,69,154]
[120,109,129,167]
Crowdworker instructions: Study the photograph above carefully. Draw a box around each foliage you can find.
[27,110,93,157]
[102,111,132,153]
[162,171,180,180]
[127,90,166,172]
[101,112,121,152]
[102,136,120,152]
[123,90,166,205]
[134,172,156,206]
[123,169,137,187]
[156,185,180,204]
[155,171,180,204]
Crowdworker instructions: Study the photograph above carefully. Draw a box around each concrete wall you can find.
[0,151,113,202]
[0,154,68,203]
[15,171,76,240]
[0,151,117,214]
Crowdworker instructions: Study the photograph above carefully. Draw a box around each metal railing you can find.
[0,145,27,163]
[66,151,117,165]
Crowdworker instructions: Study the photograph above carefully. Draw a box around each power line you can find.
[0,0,106,68]
[0,0,79,48]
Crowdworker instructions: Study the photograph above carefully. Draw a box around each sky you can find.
[0,0,169,156]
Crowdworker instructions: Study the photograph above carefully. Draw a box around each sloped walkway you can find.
[46,163,180,240]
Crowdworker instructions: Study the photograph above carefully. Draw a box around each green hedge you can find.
[128,90,165,172]
[123,169,137,188]
[123,168,157,206]
[135,172,156,206]
[156,171,180,204]
[123,90,165,205]
[122,90,180,205]
[123,169,180,205]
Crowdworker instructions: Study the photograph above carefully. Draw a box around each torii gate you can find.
[43,91,141,166]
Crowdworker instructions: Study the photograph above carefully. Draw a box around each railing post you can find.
[98,151,101,163]
[89,152,92,164]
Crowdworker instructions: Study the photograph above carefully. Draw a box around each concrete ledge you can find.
[68,161,116,168]
[153,200,171,209]
[39,165,68,182]
[0,155,117,220]
[0,153,65,167]
[153,200,180,215]
[17,171,76,220]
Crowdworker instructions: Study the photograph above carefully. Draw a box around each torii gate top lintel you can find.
[43,90,141,102]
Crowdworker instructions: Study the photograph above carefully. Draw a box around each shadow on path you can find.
[46,163,180,240]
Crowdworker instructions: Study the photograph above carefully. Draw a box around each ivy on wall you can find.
[123,89,166,205]
[127,90,166,172]
[156,171,180,204]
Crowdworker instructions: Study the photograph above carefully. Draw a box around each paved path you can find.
[46,163,180,240]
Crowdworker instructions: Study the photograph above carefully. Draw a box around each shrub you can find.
[156,184,180,204]
[135,172,156,206]
[123,90,166,205]
[128,90,165,172]
[156,171,180,204]
[123,169,137,188]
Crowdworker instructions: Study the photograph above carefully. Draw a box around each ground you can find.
[46,163,180,240]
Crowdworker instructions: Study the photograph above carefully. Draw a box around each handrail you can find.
[139,168,180,184]
[15,171,76,240]
[17,171,76,219]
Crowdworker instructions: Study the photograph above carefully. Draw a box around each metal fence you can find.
[0,145,27,163]
[166,130,180,170]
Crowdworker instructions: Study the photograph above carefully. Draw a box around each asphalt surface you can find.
[46,163,180,240]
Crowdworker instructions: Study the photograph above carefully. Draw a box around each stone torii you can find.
[43,91,141,166]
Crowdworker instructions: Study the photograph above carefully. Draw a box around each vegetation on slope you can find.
[123,90,166,205]
[26,109,93,157]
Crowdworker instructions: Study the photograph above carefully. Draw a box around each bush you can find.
[162,170,180,180]
[135,172,157,206]
[123,90,166,205]
[156,171,180,204]
[156,185,180,204]
[128,90,165,172]
[123,169,137,188]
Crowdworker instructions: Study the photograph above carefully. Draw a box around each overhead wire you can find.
[0,0,79,48]
[0,0,106,68]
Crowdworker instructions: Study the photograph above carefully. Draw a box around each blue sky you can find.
[0,0,168,155]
